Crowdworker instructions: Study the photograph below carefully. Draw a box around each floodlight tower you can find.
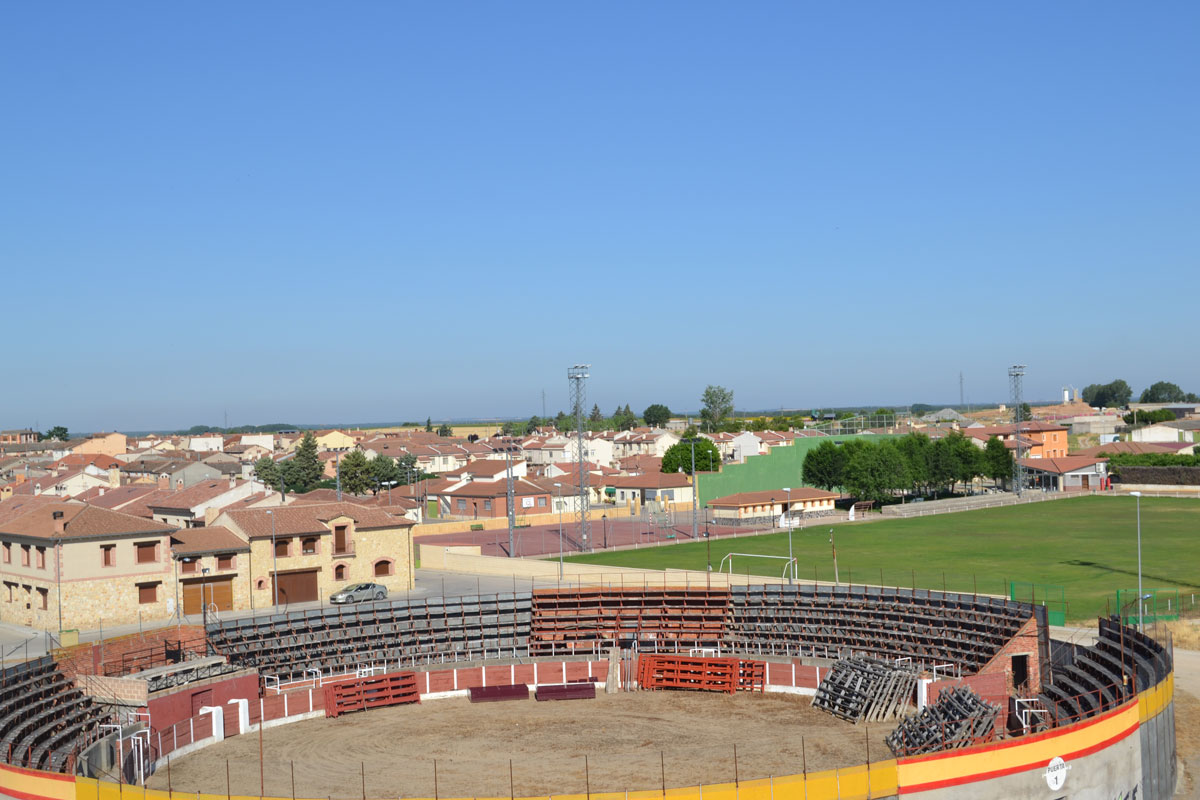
[568,364,591,551]
[1009,364,1026,496]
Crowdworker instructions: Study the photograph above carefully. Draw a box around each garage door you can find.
[182,576,234,615]
[273,569,319,605]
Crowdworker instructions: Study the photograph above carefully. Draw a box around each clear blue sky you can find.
[3,3,1197,431]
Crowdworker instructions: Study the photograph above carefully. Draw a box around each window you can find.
[483,499,492,511]
[274,538,290,558]
[537,497,547,507]
[3,583,12,602]
[137,583,158,604]
[255,578,266,590]
[456,498,467,511]
[37,588,47,611]
[181,559,198,574]
[135,542,157,564]
[301,537,318,555]
[101,545,115,567]
[217,554,234,570]
[35,547,45,570]
[1,543,9,564]
[334,564,347,581]
[20,545,30,567]
[373,559,393,578]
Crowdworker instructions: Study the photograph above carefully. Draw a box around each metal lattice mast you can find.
[505,445,516,557]
[568,364,591,551]
[1009,364,1026,496]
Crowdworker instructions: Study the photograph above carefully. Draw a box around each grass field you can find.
[563,495,1200,622]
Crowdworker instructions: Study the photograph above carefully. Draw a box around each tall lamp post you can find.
[783,487,793,584]
[1130,491,1144,631]
[553,482,564,580]
[829,528,839,584]
[266,510,278,607]
[601,514,608,550]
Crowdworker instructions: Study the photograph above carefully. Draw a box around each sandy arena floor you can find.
[149,691,889,798]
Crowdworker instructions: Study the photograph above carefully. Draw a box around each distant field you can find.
[563,496,1200,622]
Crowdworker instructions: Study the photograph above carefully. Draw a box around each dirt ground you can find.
[149,691,888,799]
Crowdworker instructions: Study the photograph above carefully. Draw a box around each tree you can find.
[802,440,847,491]
[253,456,281,492]
[425,417,433,433]
[643,404,671,427]
[1016,403,1032,422]
[528,415,541,433]
[662,437,721,475]
[844,442,909,505]
[589,404,603,423]
[338,450,373,496]
[282,432,324,493]
[1081,379,1132,409]
[1140,381,1187,404]
[983,436,1012,487]
[896,433,932,496]
[436,423,453,437]
[368,454,402,490]
[554,411,569,430]
[700,385,734,432]
[501,421,521,437]
[43,426,68,442]
[1124,409,1176,426]
[946,432,984,491]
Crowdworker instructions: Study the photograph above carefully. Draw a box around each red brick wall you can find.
[55,626,207,678]
[928,672,1009,733]
[147,673,259,731]
[977,615,1041,694]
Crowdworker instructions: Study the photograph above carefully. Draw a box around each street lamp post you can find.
[602,514,608,549]
[829,528,839,584]
[783,487,793,584]
[267,510,278,607]
[554,482,564,580]
[1131,491,1144,631]
[689,438,699,544]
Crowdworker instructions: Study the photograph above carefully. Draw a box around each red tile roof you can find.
[147,480,240,512]
[0,503,174,540]
[1017,456,1107,474]
[223,502,413,538]
[604,473,692,490]
[171,526,250,555]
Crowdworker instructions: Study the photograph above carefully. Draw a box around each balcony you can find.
[332,540,355,557]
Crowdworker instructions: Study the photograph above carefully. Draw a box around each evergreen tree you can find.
[425,417,433,433]
[339,450,373,496]
[589,404,603,423]
[253,456,281,492]
[369,454,402,490]
[283,432,324,493]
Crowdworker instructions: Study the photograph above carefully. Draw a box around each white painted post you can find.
[791,663,795,687]
[307,688,313,713]
[425,672,430,694]
[562,662,566,682]
[534,662,538,685]
[510,665,515,683]
[453,669,458,691]
[482,667,487,688]
[283,693,289,717]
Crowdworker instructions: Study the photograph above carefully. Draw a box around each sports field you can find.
[564,495,1200,622]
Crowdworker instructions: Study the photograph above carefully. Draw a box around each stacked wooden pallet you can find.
[812,657,916,723]
[885,686,1000,756]
[324,671,420,718]
[637,655,766,694]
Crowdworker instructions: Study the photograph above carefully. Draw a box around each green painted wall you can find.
[695,434,895,505]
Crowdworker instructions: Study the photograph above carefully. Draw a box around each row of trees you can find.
[253,433,324,494]
[802,433,1014,504]
[1082,378,1199,408]
[253,433,426,496]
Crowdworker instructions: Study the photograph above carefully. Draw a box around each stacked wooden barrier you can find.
[637,655,765,694]
[324,671,420,718]
[812,657,916,723]
[469,684,529,703]
[885,686,1000,756]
